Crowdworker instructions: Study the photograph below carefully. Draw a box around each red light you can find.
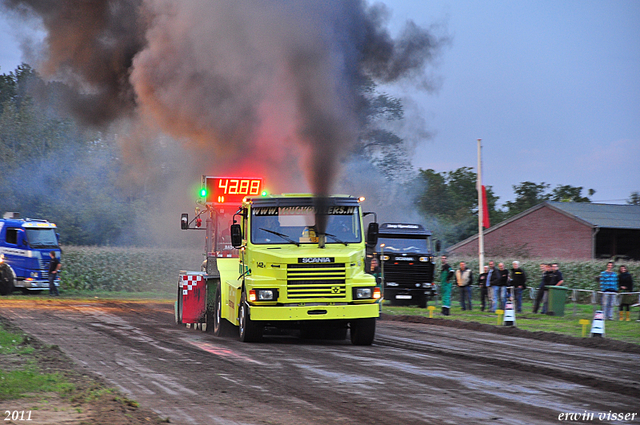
[195,218,202,228]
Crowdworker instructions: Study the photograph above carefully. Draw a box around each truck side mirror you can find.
[367,222,378,246]
[181,213,189,230]
[435,240,441,252]
[231,224,243,248]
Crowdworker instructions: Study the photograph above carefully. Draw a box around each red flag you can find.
[482,185,490,228]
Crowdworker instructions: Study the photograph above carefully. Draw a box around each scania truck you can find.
[0,212,61,295]
[176,176,380,345]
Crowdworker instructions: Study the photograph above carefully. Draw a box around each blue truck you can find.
[0,212,61,295]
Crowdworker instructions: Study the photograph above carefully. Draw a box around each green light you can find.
[261,190,267,196]
[200,188,207,198]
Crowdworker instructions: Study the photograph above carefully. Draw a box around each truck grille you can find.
[384,262,434,288]
[287,263,346,300]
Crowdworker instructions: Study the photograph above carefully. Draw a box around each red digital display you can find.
[203,177,263,204]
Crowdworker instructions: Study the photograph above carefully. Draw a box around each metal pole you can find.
[477,138,485,274]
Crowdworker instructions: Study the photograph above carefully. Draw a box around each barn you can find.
[446,201,640,260]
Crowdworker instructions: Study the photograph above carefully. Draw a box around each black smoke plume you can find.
[2,0,445,233]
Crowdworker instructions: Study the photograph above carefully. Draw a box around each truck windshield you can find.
[25,228,59,248]
[377,237,430,253]
[251,205,361,245]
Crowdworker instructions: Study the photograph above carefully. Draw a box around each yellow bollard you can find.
[428,305,436,318]
[579,319,590,338]
[496,309,504,325]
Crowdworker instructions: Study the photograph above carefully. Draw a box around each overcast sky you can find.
[1,0,639,206]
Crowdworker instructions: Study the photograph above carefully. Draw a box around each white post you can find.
[477,138,485,274]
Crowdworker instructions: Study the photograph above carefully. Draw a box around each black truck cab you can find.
[372,223,435,308]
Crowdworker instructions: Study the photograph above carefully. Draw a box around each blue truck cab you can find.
[0,212,61,295]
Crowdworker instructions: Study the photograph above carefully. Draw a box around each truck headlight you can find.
[419,257,430,262]
[249,289,278,302]
[355,288,373,299]
[381,255,390,261]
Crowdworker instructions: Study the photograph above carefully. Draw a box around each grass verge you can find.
[0,318,166,424]
[382,301,640,345]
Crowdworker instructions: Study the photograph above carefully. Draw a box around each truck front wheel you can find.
[350,318,376,346]
[0,265,15,296]
[239,292,263,342]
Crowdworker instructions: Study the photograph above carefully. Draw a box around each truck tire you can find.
[213,284,236,337]
[350,318,376,346]
[0,265,15,296]
[239,292,262,342]
[175,284,183,324]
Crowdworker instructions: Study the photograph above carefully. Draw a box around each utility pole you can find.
[477,138,485,274]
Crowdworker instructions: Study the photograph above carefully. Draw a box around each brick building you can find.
[447,201,640,260]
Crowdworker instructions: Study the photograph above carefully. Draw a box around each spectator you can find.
[455,261,473,311]
[478,265,489,311]
[510,261,527,313]
[552,263,564,286]
[486,261,499,312]
[533,264,555,314]
[618,265,634,322]
[48,251,61,296]
[439,255,454,316]
[492,263,509,312]
[599,261,618,321]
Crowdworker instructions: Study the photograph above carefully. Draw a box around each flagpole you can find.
[477,138,485,274]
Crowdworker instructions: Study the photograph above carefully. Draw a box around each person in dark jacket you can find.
[510,261,527,313]
[478,265,489,311]
[533,264,555,314]
[486,261,499,312]
[48,251,61,296]
[492,262,509,312]
[618,265,634,321]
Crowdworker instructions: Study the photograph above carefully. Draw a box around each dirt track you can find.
[0,298,639,425]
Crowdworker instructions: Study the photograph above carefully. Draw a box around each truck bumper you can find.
[249,302,379,321]
[17,279,60,290]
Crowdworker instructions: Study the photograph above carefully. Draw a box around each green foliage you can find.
[353,79,413,181]
[0,324,74,400]
[413,167,501,246]
[628,191,640,206]
[59,246,204,294]
[503,181,595,219]
[0,64,172,246]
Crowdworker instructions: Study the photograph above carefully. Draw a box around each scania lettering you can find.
[0,212,61,295]
[175,176,380,345]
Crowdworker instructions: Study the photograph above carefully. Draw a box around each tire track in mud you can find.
[374,322,640,398]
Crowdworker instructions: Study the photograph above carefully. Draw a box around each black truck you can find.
[371,223,436,308]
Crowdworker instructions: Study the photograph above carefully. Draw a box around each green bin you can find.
[547,286,569,316]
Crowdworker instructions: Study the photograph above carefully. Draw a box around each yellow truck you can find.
[177,177,380,345]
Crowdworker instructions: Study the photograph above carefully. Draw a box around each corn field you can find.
[58,246,639,295]
[59,246,204,293]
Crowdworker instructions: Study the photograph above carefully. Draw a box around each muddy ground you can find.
[0,298,638,425]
